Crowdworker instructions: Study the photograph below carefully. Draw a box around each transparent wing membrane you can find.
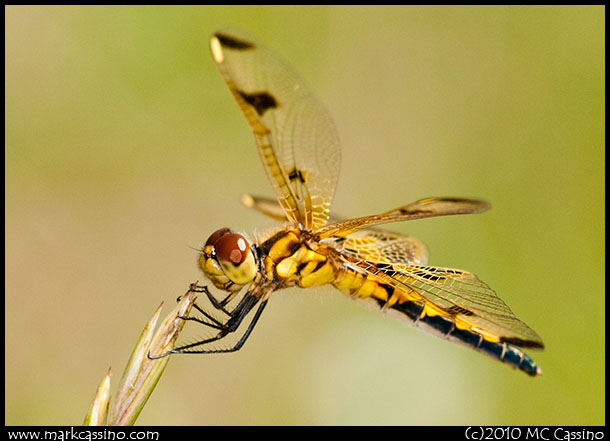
[337,245,544,348]
[211,30,341,229]
[315,197,490,238]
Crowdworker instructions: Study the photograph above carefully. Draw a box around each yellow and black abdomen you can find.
[332,261,541,376]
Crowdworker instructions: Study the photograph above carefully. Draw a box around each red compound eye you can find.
[214,233,250,265]
[205,228,232,247]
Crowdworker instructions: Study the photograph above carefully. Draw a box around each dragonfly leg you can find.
[150,293,267,357]
[176,283,246,330]
[175,285,226,330]
[185,283,239,316]
[169,299,268,355]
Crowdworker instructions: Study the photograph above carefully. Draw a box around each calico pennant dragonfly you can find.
[159,29,544,376]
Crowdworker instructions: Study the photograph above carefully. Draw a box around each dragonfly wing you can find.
[339,247,544,349]
[241,194,289,222]
[332,228,430,266]
[331,228,544,349]
[316,197,490,239]
[211,29,341,229]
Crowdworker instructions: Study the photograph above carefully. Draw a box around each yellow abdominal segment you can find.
[333,265,502,343]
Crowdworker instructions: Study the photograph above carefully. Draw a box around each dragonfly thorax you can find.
[199,227,257,292]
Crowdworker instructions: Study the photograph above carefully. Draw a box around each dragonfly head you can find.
[199,228,257,291]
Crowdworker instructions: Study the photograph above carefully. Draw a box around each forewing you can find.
[316,197,490,239]
[241,194,288,222]
[210,29,341,229]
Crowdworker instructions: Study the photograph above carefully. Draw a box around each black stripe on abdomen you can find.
[387,299,541,376]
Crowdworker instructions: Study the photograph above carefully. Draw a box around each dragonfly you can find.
[161,28,545,376]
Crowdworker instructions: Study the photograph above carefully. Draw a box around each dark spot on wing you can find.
[238,90,278,116]
[214,32,255,50]
[287,168,307,183]
[398,205,433,215]
[374,262,393,272]
[444,269,462,275]
[414,268,446,282]
[446,305,475,316]
[500,337,545,349]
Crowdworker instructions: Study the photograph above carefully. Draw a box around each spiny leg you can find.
[174,285,223,330]
[175,284,242,330]
[171,298,268,355]
[186,283,240,317]
[150,288,265,358]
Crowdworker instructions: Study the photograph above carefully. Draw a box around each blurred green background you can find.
[5,6,604,425]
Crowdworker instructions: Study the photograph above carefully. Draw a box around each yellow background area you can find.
[6,6,604,425]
